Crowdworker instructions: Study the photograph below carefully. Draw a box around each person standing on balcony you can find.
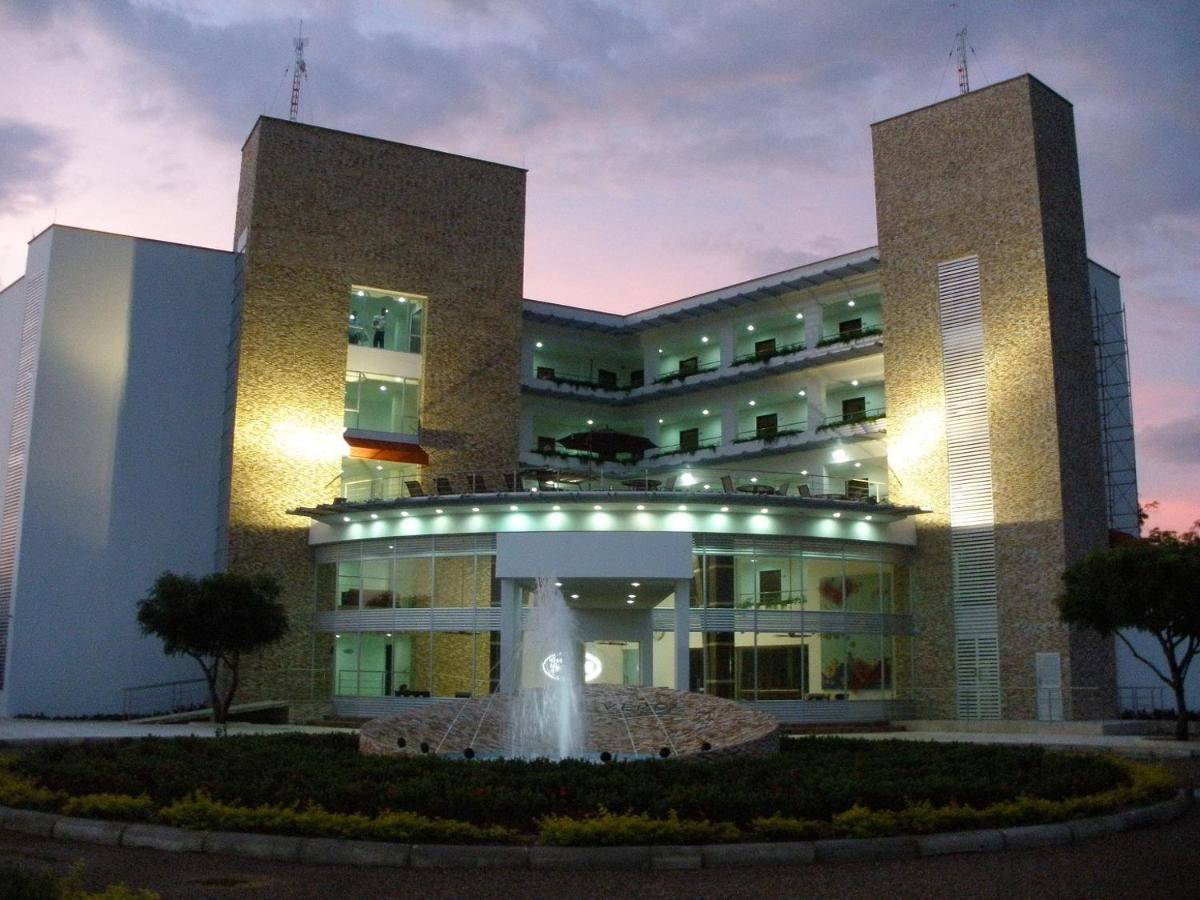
[372,308,387,348]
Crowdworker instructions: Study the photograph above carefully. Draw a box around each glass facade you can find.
[344,372,421,434]
[349,287,424,353]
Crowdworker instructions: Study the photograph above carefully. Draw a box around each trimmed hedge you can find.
[0,736,1177,845]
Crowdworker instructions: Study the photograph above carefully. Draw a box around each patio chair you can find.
[435,477,454,495]
[503,473,518,491]
[775,481,791,496]
[796,484,812,498]
[405,480,425,498]
[468,473,489,493]
[721,475,735,493]
[662,474,678,491]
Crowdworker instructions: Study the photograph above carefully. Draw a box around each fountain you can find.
[507,578,583,760]
[359,576,780,761]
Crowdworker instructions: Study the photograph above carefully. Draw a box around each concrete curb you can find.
[0,791,1190,870]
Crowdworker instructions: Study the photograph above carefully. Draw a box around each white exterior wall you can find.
[2,227,236,716]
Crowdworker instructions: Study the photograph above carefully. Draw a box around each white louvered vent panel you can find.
[0,273,47,690]
[938,256,1001,719]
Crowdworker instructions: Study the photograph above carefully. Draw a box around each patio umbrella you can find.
[558,428,657,462]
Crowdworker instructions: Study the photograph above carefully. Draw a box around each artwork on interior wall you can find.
[819,634,892,691]
[818,573,890,611]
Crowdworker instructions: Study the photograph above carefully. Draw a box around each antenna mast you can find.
[955,25,970,95]
[289,22,308,122]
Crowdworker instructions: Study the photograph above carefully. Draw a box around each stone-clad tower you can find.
[227,118,525,717]
[873,75,1115,720]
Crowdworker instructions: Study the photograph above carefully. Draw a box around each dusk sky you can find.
[2,1,1197,531]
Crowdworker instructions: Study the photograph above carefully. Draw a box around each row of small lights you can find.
[552,579,643,605]
[535,298,862,354]
[341,505,872,523]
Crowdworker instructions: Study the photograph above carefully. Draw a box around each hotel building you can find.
[0,75,1138,724]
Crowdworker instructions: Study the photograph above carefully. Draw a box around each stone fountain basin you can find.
[359,684,780,760]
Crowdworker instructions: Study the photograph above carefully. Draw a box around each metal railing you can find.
[122,677,209,719]
[731,340,806,366]
[653,359,721,384]
[1118,685,1173,714]
[335,465,888,505]
[733,420,807,443]
[817,406,887,430]
[816,324,883,347]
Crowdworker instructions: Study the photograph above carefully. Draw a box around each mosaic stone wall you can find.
[873,76,1114,720]
[227,118,525,718]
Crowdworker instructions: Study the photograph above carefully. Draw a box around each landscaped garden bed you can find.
[0,734,1176,846]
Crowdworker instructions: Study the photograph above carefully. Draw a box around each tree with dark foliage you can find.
[137,572,288,725]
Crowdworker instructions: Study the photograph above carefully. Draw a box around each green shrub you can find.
[0,766,65,811]
[0,862,159,900]
[538,809,739,846]
[748,814,834,841]
[157,791,519,844]
[61,793,156,821]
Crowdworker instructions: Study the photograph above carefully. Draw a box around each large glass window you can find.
[344,372,421,434]
[349,287,424,353]
[326,548,494,610]
[333,631,495,699]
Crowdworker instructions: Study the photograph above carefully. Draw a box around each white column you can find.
[639,616,654,687]
[719,402,739,448]
[717,322,736,369]
[642,340,660,385]
[804,376,826,434]
[804,304,823,349]
[498,578,521,693]
[674,578,691,691]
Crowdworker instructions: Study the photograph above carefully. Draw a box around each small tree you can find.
[137,571,288,725]
[1057,523,1200,740]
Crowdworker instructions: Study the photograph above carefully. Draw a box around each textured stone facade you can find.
[873,76,1115,720]
[227,118,525,717]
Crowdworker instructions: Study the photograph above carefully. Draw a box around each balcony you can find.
[731,340,806,367]
[816,324,883,348]
[817,406,887,432]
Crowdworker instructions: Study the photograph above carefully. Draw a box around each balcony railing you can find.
[733,420,807,443]
[816,324,883,348]
[533,368,641,391]
[334,465,888,505]
[817,407,886,431]
[653,359,721,384]
[731,340,806,366]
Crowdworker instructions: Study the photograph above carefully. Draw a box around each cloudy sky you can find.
[2,0,1197,531]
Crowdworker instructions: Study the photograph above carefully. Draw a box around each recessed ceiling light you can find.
[509,504,519,511]
[658,418,664,424]
[795,312,804,319]
[555,581,563,587]
[702,409,710,415]
[471,506,480,512]
[750,476,758,483]
[833,512,842,518]
[800,469,808,476]
[593,504,602,510]
[628,593,636,598]
[760,507,769,514]
[370,513,378,519]
[632,582,640,587]
[375,464,383,470]
[626,599,635,605]
[552,504,561,511]
[388,545,394,549]
[587,419,594,425]
[720,506,729,512]
[658,348,663,353]
[535,341,544,348]
[379,385,387,391]
[678,504,687,511]
[399,511,409,517]
[798,389,806,397]
[570,593,580,599]
[865,515,873,521]
[703,483,711,490]
[435,509,444,514]
[748,400,756,406]
[636,504,645,510]
[747,324,755,331]
[701,335,709,343]
[851,379,859,386]
[854,462,862,468]
[385,632,392,638]
[342,516,351,522]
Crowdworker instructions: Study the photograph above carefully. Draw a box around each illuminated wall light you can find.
[375,464,383,470]
[703,483,711,490]
[750,476,758,483]
[658,348,663,353]
[379,384,387,391]
[355,290,364,296]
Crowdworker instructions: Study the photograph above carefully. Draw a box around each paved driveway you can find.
[2,807,1198,900]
